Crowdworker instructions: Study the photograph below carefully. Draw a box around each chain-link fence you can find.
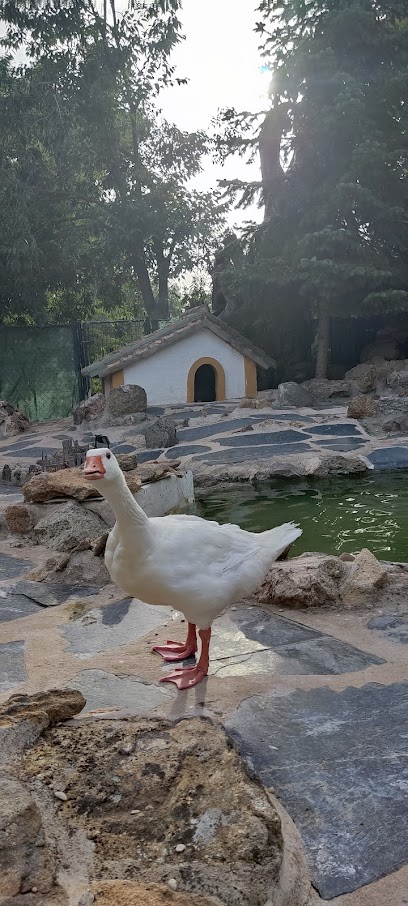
[0,324,83,421]
[79,319,147,368]
[0,317,172,423]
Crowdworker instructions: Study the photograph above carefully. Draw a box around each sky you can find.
[158,0,270,226]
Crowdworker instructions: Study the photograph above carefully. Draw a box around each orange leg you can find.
[160,628,211,690]
[152,622,197,662]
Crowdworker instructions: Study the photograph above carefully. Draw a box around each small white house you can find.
[82,306,275,406]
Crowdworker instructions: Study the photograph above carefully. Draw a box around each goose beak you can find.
[84,454,106,480]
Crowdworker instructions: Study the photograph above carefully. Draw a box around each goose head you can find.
[83,447,122,484]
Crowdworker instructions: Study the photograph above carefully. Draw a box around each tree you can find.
[0,56,119,324]
[0,0,225,326]
[215,0,408,378]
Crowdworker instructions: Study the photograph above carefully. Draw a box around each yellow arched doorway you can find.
[187,357,226,403]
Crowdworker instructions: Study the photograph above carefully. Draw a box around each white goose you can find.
[84,448,302,689]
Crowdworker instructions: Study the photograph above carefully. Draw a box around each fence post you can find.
[73,322,90,400]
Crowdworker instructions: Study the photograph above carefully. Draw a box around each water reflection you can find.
[198,473,408,562]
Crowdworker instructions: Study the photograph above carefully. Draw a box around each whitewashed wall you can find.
[122,328,246,405]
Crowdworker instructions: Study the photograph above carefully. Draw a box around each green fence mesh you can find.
[0,325,81,422]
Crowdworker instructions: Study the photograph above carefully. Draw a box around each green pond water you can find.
[197,472,408,562]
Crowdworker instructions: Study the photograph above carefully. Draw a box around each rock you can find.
[345,359,390,393]
[23,466,142,504]
[386,370,408,396]
[84,499,115,529]
[360,338,401,362]
[311,454,370,477]
[257,388,279,403]
[105,384,147,418]
[4,503,34,535]
[0,398,13,418]
[24,467,102,503]
[25,553,70,582]
[1,463,12,482]
[275,382,313,408]
[54,790,67,801]
[0,400,30,437]
[363,397,408,435]
[192,452,370,486]
[73,393,105,425]
[347,395,378,419]
[23,716,284,906]
[258,553,348,608]
[116,452,138,471]
[234,423,254,433]
[238,398,258,408]
[92,880,217,906]
[0,777,53,898]
[34,501,107,552]
[142,417,177,449]
[47,549,110,586]
[136,462,179,484]
[126,471,144,494]
[100,412,147,428]
[341,548,388,608]
[302,378,357,405]
[0,690,86,764]
[91,531,109,557]
[0,688,86,728]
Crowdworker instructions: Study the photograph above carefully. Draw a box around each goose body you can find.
[84,448,302,688]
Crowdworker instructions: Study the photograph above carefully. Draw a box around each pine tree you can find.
[217,1,408,377]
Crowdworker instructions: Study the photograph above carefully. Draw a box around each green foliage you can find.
[215,0,408,377]
[0,1,225,325]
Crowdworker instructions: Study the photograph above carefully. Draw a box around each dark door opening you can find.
[194,363,216,402]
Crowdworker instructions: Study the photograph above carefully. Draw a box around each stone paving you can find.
[2,402,408,903]
[2,401,408,480]
[0,542,407,905]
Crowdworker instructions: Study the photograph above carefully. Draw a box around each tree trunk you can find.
[132,253,159,319]
[315,299,331,378]
[155,242,170,319]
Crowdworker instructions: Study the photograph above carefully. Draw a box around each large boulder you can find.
[275,382,313,408]
[362,397,408,434]
[347,395,379,419]
[312,453,370,477]
[344,361,382,393]
[301,378,357,405]
[23,717,284,906]
[34,501,107,552]
[105,384,147,418]
[55,548,110,585]
[360,338,401,362]
[258,553,348,608]
[258,549,387,609]
[142,416,178,449]
[386,369,408,396]
[73,392,105,425]
[0,399,30,437]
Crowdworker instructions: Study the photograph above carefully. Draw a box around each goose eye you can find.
[106,452,111,459]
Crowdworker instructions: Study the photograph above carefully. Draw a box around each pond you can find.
[197,472,408,562]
